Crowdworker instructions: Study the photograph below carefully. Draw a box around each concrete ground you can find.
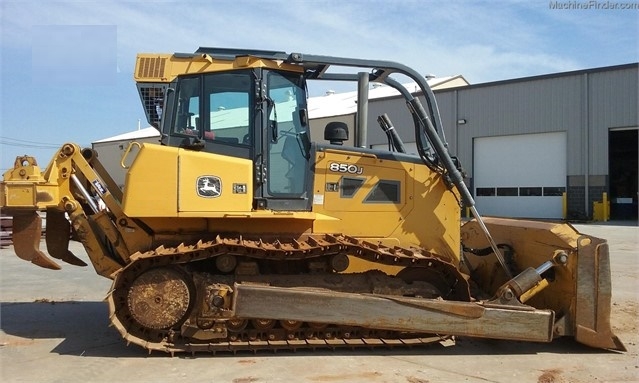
[0,223,637,383]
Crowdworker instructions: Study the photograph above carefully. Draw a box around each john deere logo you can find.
[196,176,222,198]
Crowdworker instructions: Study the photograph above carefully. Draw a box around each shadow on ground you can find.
[0,301,143,357]
[1,301,619,359]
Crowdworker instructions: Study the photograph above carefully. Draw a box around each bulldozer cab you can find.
[140,65,312,211]
[135,47,474,215]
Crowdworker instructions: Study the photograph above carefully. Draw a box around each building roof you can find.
[93,126,160,143]
[440,62,638,92]
[308,75,468,119]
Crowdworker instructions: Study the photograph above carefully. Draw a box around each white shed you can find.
[92,127,161,188]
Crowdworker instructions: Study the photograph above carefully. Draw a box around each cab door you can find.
[260,70,311,211]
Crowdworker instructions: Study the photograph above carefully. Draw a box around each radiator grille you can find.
[137,57,167,79]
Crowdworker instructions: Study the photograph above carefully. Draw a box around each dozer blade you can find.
[575,236,626,351]
[45,208,87,267]
[11,211,60,270]
[461,217,626,351]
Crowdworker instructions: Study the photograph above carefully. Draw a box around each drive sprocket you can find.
[127,267,192,330]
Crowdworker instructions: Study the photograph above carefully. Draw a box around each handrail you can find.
[120,142,143,169]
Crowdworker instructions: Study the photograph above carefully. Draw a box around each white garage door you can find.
[474,132,566,219]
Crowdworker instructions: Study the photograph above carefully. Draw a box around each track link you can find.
[107,233,469,354]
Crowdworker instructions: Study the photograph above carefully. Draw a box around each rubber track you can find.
[106,233,470,354]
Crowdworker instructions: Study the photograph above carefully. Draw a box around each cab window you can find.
[204,71,252,145]
[172,77,200,136]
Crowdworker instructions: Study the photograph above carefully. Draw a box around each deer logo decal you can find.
[196,176,222,198]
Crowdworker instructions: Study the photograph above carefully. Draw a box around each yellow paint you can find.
[122,143,258,216]
[345,256,404,275]
[121,144,179,217]
[592,192,610,222]
[461,217,582,314]
[135,53,304,83]
[312,149,461,263]
[519,278,550,303]
[1,145,81,210]
[177,149,253,213]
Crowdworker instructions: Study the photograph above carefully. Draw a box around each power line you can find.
[1,141,61,149]
[0,136,62,149]
[0,136,59,144]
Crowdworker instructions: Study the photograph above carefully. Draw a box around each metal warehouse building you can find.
[361,63,638,221]
[94,63,638,221]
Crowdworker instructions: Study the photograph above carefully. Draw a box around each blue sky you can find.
[1,0,637,172]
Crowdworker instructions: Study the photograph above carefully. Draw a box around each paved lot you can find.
[1,223,637,383]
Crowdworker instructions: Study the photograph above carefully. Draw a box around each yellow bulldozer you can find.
[1,48,625,354]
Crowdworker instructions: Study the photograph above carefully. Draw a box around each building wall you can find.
[309,114,356,146]
[366,94,458,153]
[363,64,638,219]
[587,68,638,175]
[453,75,582,175]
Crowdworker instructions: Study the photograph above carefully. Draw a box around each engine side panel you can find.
[311,148,461,263]
[122,144,254,217]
